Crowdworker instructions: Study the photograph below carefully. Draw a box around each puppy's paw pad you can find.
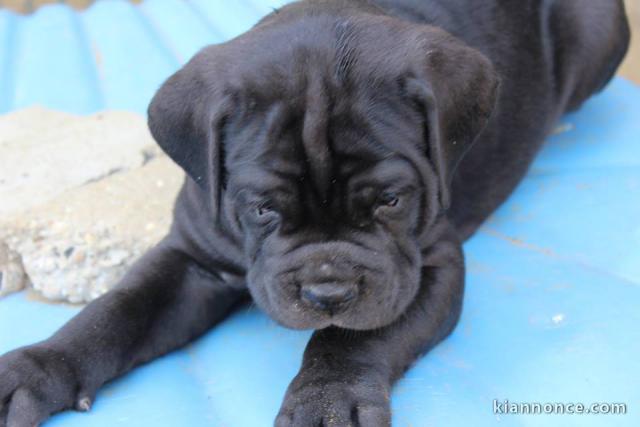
[276,376,391,427]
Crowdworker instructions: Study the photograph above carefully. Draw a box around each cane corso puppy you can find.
[0,0,630,425]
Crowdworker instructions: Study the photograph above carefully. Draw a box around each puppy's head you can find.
[148,7,498,330]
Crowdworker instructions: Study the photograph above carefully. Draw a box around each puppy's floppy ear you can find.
[407,30,499,209]
[148,47,230,214]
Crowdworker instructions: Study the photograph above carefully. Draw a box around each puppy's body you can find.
[0,1,629,426]
[374,0,630,237]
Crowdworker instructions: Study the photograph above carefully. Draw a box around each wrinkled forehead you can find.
[223,101,420,195]
[220,14,427,194]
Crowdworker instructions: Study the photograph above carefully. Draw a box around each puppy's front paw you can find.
[275,367,391,427]
[0,345,90,427]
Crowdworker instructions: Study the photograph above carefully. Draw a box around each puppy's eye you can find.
[256,205,275,217]
[379,193,400,208]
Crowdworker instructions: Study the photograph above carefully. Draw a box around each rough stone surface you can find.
[0,107,162,216]
[0,108,183,303]
[0,241,29,297]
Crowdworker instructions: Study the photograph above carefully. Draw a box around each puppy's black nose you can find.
[300,282,357,312]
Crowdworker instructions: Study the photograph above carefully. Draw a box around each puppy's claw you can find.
[75,397,92,412]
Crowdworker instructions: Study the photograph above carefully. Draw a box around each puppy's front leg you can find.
[0,242,245,427]
[276,224,464,427]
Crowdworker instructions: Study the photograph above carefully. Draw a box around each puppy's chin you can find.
[269,304,409,331]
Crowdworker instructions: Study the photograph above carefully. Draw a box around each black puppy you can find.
[0,0,630,425]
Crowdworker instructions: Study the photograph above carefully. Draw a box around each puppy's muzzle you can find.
[297,260,360,313]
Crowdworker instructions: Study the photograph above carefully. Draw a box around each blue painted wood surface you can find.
[0,1,639,426]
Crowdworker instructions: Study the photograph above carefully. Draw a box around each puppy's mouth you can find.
[255,268,405,331]
[267,271,366,328]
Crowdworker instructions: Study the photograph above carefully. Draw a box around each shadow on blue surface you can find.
[0,1,639,426]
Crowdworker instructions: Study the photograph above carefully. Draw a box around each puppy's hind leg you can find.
[0,242,245,427]
[549,0,631,112]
